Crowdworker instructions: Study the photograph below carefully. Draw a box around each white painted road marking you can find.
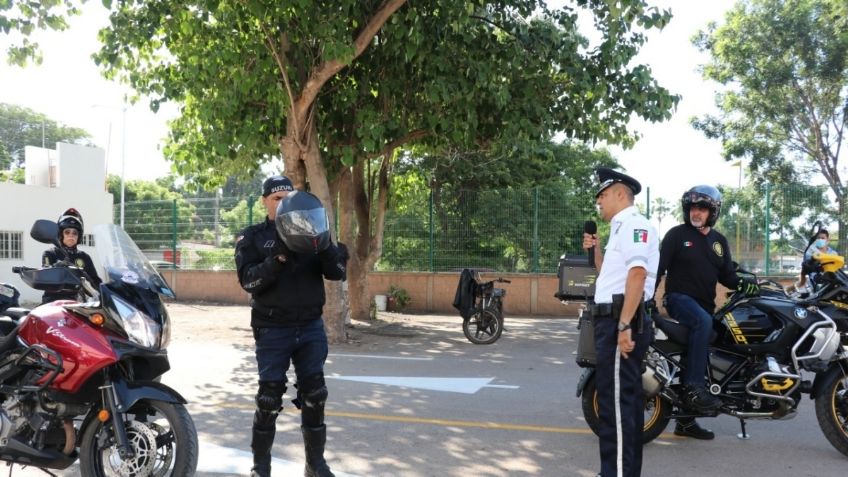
[325,375,519,394]
[4,440,365,476]
[198,441,362,476]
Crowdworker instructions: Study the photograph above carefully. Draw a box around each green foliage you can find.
[388,285,411,311]
[0,102,93,169]
[106,174,197,250]
[194,248,236,270]
[693,0,848,245]
[0,0,81,65]
[93,0,678,190]
[220,196,265,244]
[651,196,672,228]
[379,140,618,272]
[0,167,24,183]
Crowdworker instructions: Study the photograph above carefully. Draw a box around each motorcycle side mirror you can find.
[30,219,61,248]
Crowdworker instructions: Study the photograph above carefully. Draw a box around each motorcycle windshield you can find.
[91,224,176,298]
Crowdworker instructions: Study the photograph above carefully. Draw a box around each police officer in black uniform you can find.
[42,208,102,303]
[583,168,658,477]
[235,175,348,477]
[655,185,759,439]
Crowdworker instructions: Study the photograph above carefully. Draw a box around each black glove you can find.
[260,240,288,268]
[737,277,760,297]
[336,241,349,262]
[318,240,348,263]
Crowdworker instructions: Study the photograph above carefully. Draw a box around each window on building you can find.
[0,231,23,259]
[81,234,95,247]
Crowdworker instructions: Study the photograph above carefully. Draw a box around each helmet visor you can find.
[277,208,329,237]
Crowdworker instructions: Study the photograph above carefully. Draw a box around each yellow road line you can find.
[325,410,593,434]
[194,401,678,437]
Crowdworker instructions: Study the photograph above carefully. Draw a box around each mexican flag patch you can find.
[633,229,648,243]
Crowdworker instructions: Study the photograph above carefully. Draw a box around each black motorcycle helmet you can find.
[275,190,331,254]
[682,185,722,228]
[57,208,84,242]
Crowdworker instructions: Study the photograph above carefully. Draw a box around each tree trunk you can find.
[279,120,346,343]
[268,0,409,342]
[338,170,371,322]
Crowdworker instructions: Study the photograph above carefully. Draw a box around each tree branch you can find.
[294,0,407,126]
[257,20,302,148]
[366,151,392,271]
[366,129,428,161]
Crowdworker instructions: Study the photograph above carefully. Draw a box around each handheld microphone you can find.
[584,221,597,268]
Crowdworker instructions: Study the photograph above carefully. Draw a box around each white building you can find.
[0,142,113,304]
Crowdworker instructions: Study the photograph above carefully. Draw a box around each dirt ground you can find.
[164,301,463,347]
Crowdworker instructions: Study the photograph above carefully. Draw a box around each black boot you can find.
[302,425,335,477]
[674,418,715,440]
[250,420,276,477]
[682,385,722,411]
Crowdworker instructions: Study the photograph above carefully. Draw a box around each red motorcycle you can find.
[0,220,197,475]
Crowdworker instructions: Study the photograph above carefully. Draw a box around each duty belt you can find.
[588,303,614,318]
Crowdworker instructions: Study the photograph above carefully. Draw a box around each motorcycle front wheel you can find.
[581,374,671,444]
[80,399,199,477]
[814,368,848,457]
[463,308,503,344]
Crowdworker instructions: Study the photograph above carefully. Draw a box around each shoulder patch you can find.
[712,241,724,257]
[633,229,648,243]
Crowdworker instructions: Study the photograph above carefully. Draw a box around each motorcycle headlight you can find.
[160,309,171,349]
[110,295,161,348]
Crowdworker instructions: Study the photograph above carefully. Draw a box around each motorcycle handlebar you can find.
[497,278,512,283]
[12,266,34,274]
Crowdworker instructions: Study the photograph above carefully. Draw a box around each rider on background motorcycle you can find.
[654,185,760,439]
[795,227,838,292]
[41,207,101,303]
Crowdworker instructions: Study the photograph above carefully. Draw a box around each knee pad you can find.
[255,380,285,412]
[297,373,328,409]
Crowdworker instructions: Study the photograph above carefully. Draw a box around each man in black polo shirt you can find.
[655,185,758,440]
[236,175,348,477]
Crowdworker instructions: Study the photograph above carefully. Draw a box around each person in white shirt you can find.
[583,167,659,477]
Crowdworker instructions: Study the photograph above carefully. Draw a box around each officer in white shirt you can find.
[582,167,659,477]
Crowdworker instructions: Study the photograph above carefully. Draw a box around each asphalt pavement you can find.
[7,305,847,476]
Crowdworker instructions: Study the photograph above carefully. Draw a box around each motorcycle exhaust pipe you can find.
[642,366,665,398]
[62,420,75,456]
[726,411,775,419]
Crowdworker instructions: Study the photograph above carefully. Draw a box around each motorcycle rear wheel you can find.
[581,374,671,444]
[463,309,503,344]
[80,399,198,477]
[814,369,848,457]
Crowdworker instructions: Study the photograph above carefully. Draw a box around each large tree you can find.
[693,0,848,250]
[0,102,93,170]
[94,0,678,337]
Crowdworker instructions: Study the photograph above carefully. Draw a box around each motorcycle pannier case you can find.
[576,307,596,367]
[555,255,596,301]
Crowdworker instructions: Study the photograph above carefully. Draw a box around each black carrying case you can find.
[555,255,596,302]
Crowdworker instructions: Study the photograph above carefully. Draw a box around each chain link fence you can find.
[117,183,845,276]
